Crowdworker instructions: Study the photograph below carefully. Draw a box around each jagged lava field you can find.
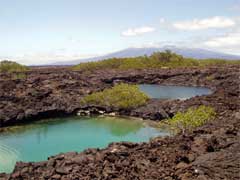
[0,61,239,179]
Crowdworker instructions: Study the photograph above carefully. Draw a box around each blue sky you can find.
[0,0,240,64]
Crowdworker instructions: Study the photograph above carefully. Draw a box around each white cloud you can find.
[131,41,182,48]
[1,52,99,65]
[173,16,236,30]
[204,32,240,47]
[121,26,155,37]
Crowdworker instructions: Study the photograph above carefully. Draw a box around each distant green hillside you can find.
[0,61,29,73]
[72,50,240,71]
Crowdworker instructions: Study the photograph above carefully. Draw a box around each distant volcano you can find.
[52,46,240,65]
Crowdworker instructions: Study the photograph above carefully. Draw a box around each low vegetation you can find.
[81,83,149,109]
[12,73,27,79]
[72,50,240,71]
[0,60,29,73]
[168,105,216,133]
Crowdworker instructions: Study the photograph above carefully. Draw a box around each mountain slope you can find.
[53,46,240,65]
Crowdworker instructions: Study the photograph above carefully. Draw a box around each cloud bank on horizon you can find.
[0,0,240,65]
[172,16,235,30]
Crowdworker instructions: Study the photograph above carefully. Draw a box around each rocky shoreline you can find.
[0,65,239,179]
[0,65,237,126]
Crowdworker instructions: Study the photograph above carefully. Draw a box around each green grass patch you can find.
[81,83,149,109]
[0,60,29,73]
[72,50,240,71]
[167,105,216,133]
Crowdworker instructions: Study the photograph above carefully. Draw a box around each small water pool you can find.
[0,116,169,173]
[139,84,212,100]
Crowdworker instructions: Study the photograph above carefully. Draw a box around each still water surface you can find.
[139,84,212,99]
[0,116,168,173]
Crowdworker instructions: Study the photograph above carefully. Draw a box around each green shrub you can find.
[12,73,27,79]
[81,83,149,109]
[150,50,184,62]
[0,60,29,73]
[168,105,216,133]
[72,50,240,71]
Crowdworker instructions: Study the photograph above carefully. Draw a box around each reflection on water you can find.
[0,116,169,173]
[88,117,143,136]
[139,84,212,100]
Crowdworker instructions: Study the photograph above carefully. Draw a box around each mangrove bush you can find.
[168,105,216,133]
[81,83,149,109]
